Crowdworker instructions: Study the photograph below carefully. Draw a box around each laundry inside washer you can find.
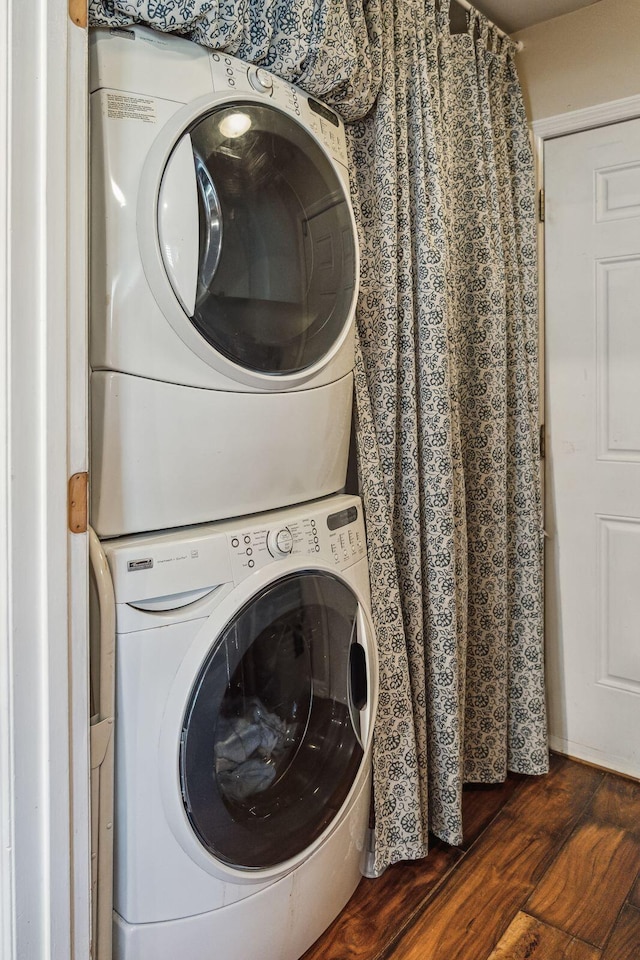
[214,697,292,800]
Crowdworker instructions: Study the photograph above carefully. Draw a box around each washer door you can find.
[179,570,370,870]
[158,102,357,377]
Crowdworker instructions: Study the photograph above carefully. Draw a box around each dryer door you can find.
[179,570,370,870]
[158,102,357,376]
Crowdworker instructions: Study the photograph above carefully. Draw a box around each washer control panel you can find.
[267,527,294,557]
[329,522,365,568]
[105,497,367,608]
[226,499,366,583]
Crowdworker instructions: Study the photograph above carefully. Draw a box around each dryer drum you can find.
[179,570,366,870]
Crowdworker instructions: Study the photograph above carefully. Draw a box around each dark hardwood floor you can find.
[302,754,640,960]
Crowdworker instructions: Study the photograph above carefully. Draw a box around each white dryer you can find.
[90,26,359,537]
[102,494,377,960]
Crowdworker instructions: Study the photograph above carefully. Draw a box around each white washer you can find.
[103,494,377,960]
[90,26,360,537]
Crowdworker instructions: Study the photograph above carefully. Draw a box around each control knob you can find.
[248,67,274,94]
[267,527,293,558]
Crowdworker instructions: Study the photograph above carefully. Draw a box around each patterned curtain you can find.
[88,0,381,120]
[350,0,547,873]
[89,0,547,876]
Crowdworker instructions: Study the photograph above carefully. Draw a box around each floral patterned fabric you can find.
[350,0,547,872]
[89,0,547,875]
[88,0,381,120]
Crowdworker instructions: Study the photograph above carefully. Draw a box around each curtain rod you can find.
[451,0,524,52]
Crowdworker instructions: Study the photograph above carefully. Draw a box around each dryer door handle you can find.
[157,133,200,316]
[193,151,223,302]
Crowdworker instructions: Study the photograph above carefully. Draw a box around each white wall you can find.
[514,0,640,122]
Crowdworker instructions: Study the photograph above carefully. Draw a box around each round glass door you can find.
[179,571,367,870]
[163,102,356,376]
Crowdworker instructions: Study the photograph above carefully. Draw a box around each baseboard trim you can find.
[549,737,640,783]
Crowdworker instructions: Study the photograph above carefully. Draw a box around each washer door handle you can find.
[349,640,368,711]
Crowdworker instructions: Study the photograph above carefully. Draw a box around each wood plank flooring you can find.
[525,820,640,947]
[301,755,640,960]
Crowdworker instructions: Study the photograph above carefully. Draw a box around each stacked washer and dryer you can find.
[89,25,378,960]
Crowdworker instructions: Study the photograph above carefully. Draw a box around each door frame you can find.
[0,3,90,958]
[533,92,640,765]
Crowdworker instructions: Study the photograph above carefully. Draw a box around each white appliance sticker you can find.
[106,93,156,123]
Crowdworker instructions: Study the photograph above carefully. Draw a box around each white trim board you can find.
[0,3,90,959]
[533,94,640,141]
[67,12,91,960]
[549,736,640,783]
[1,1,14,955]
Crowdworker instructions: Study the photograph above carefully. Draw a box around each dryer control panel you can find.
[210,51,255,94]
[209,51,349,168]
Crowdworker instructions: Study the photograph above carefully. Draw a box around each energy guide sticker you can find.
[106,93,156,123]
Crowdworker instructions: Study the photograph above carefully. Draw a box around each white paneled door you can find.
[545,117,640,778]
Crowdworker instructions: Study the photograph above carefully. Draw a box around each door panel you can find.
[180,571,367,869]
[161,103,357,375]
[596,257,640,459]
[545,116,640,777]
